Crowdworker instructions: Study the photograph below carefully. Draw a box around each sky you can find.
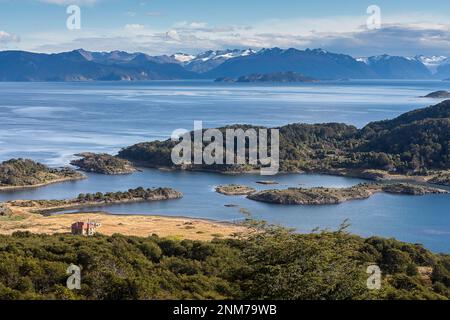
[1,0,450,57]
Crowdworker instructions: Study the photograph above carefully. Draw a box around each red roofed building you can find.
[71,220,100,236]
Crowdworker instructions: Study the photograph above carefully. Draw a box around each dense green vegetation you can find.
[0,159,83,188]
[0,220,448,300]
[118,101,450,174]
[70,153,136,175]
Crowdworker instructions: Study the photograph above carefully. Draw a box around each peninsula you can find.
[0,159,84,191]
[117,100,450,184]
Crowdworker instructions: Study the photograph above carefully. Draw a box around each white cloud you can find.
[166,30,180,41]
[12,12,450,57]
[0,31,20,46]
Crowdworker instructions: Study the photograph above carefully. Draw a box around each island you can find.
[117,100,450,184]
[215,71,317,83]
[422,90,450,98]
[215,184,256,196]
[247,183,448,205]
[70,152,137,175]
[0,159,84,191]
[256,180,279,185]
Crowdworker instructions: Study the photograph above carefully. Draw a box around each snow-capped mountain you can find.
[1,47,449,81]
[356,54,431,79]
[416,55,449,74]
[207,48,377,79]
[177,49,256,72]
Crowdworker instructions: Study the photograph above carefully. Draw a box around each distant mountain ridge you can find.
[0,47,448,81]
[357,55,431,79]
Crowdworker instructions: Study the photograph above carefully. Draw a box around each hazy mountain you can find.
[75,49,140,64]
[204,48,377,79]
[0,50,197,81]
[357,55,431,79]
[0,47,445,81]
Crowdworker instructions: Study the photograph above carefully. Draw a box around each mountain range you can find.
[0,47,450,81]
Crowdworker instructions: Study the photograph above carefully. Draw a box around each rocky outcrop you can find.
[215,184,256,196]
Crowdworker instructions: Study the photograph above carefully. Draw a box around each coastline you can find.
[0,175,86,192]
[141,164,449,187]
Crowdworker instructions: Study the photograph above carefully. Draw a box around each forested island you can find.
[0,159,84,190]
[423,90,450,98]
[215,71,317,83]
[117,100,450,184]
[70,153,137,175]
[247,183,447,205]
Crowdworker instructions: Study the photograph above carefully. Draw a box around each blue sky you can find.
[1,0,450,56]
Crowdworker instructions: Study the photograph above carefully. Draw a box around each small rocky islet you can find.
[215,184,256,196]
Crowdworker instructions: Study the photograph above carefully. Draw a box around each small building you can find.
[71,220,101,236]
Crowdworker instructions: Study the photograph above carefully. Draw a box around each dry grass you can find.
[0,203,246,241]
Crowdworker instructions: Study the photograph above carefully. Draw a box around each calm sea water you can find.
[0,80,449,252]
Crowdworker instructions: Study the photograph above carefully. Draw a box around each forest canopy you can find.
[0,220,448,300]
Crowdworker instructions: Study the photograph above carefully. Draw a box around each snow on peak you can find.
[172,53,196,63]
[416,55,448,73]
[172,49,257,65]
[356,57,369,64]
